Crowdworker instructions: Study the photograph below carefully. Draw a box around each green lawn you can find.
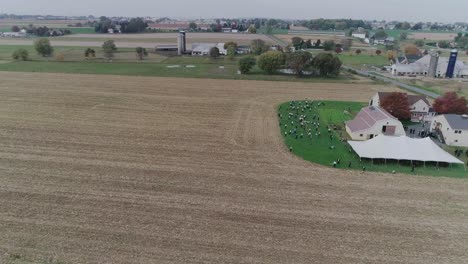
[67,27,96,34]
[0,44,355,82]
[0,60,354,82]
[337,53,390,67]
[257,27,289,35]
[278,100,467,178]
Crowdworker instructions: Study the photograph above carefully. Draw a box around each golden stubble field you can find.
[0,72,467,264]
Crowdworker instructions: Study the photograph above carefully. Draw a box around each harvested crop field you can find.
[0,72,467,264]
[409,32,459,41]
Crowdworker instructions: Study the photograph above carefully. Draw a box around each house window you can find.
[360,134,363,137]
[455,140,458,142]
[423,107,426,110]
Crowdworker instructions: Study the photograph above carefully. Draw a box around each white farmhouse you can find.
[345,106,405,141]
[431,114,468,147]
[369,92,436,122]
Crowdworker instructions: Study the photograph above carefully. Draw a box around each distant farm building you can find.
[191,43,226,56]
[391,51,468,78]
[345,106,405,140]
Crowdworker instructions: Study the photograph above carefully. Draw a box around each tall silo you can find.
[428,52,439,78]
[445,49,458,78]
[178,31,186,55]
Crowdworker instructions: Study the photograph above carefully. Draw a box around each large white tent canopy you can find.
[348,135,463,164]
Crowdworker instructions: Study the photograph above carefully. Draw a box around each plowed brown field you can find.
[0,72,467,264]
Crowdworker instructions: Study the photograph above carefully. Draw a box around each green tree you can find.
[102,40,117,59]
[251,39,269,55]
[414,39,425,47]
[311,53,342,77]
[248,26,257,34]
[34,38,53,57]
[121,17,147,33]
[135,47,148,60]
[12,48,29,61]
[189,22,198,31]
[238,55,256,74]
[286,51,313,76]
[209,47,220,58]
[11,25,20,32]
[438,40,450,49]
[322,40,335,51]
[84,48,96,59]
[373,30,388,39]
[400,32,408,41]
[257,50,285,74]
[291,37,304,49]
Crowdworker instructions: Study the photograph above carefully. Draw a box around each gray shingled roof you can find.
[444,114,468,130]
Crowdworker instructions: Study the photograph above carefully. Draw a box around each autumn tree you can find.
[84,48,96,59]
[387,50,396,61]
[433,92,468,115]
[380,92,411,120]
[355,49,362,54]
[404,44,420,56]
[224,41,238,50]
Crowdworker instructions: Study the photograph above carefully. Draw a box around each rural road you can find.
[343,65,441,98]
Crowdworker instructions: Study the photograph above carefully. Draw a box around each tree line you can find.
[302,19,371,31]
[94,16,148,33]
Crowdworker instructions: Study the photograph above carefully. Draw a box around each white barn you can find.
[345,106,405,141]
[391,54,468,78]
[431,114,468,147]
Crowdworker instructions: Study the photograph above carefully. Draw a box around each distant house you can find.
[222,27,232,33]
[352,33,366,39]
[370,92,436,122]
[345,106,405,140]
[372,36,394,45]
[191,43,226,56]
[236,45,251,54]
[431,114,468,147]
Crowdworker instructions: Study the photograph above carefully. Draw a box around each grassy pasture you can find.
[279,100,467,178]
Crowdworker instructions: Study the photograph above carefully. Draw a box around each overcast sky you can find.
[1,0,467,23]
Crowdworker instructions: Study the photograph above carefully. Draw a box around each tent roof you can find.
[348,135,463,164]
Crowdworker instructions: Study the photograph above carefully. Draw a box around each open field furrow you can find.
[0,72,467,263]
